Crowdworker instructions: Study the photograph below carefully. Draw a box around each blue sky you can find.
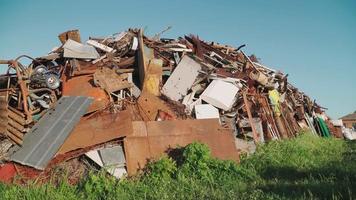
[0,0,355,118]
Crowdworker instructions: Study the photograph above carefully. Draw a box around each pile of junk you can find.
[0,28,341,183]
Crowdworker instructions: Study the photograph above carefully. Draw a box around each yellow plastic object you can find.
[268,89,281,116]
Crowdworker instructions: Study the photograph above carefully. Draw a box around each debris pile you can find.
[0,28,339,183]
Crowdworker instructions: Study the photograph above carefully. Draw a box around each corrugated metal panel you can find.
[10,96,93,170]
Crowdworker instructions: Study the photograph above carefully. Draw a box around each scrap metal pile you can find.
[0,28,338,183]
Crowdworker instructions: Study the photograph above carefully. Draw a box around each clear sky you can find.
[0,0,355,118]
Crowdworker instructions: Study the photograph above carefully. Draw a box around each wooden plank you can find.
[8,118,26,132]
[5,131,22,145]
[58,29,81,44]
[7,125,24,139]
[0,96,7,134]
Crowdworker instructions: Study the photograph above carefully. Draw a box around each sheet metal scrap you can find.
[57,109,133,154]
[10,96,93,170]
[125,119,239,175]
[62,75,110,113]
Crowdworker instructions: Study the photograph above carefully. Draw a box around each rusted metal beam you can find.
[243,92,259,143]
[10,61,31,119]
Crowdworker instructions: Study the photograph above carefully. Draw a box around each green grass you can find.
[0,132,355,200]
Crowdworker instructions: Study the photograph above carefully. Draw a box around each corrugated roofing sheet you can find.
[10,96,93,170]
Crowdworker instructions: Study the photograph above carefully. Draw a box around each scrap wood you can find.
[93,67,133,93]
[58,29,81,44]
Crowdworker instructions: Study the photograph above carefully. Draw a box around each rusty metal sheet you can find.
[132,121,148,137]
[58,109,132,154]
[137,91,176,121]
[62,75,110,113]
[124,119,239,175]
[131,119,224,137]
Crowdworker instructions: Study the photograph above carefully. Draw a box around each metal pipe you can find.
[10,61,31,119]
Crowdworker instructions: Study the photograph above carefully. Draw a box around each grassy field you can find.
[0,132,355,200]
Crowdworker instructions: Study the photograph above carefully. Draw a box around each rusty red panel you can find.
[124,119,239,175]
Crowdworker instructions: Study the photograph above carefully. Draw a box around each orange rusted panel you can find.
[131,118,225,137]
[137,91,176,121]
[57,110,132,154]
[62,75,110,113]
[124,119,239,175]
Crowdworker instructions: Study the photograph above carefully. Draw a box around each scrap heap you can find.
[0,28,337,183]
